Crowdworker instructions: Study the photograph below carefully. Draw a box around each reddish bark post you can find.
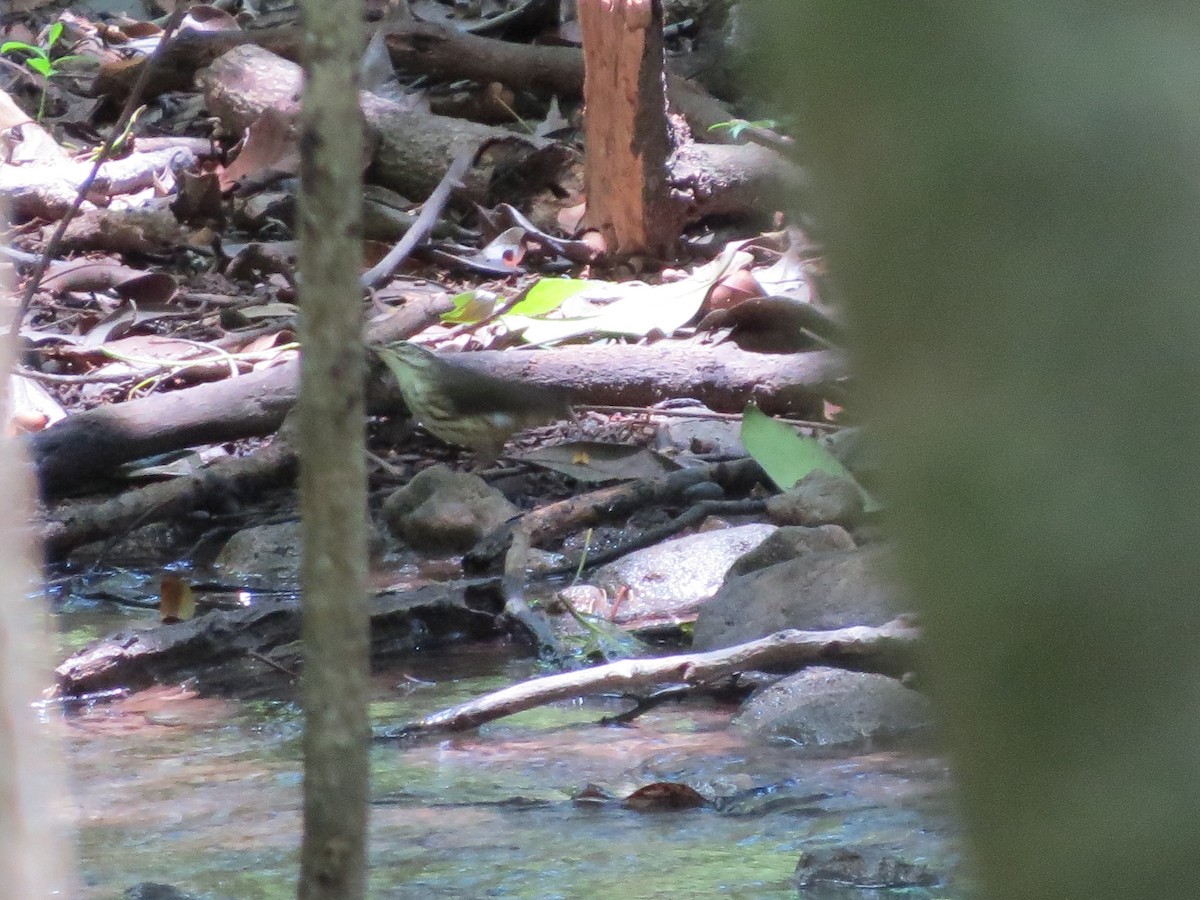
[578,0,678,258]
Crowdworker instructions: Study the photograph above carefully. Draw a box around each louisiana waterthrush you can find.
[377,342,572,462]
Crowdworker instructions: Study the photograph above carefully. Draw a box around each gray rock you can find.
[592,523,776,626]
[693,546,900,649]
[821,425,884,486]
[766,468,865,527]
[213,520,303,587]
[382,465,517,556]
[653,413,746,457]
[736,667,936,749]
[726,524,856,578]
[69,520,191,567]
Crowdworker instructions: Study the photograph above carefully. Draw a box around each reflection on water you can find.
[60,614,959,898]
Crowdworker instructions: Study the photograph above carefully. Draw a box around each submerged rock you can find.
[794,843,956,893]
[213,520,303,588]
[124,884,224,900]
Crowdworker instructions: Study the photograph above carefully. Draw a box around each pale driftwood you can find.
[33,344,840,496]
[361,148,474,289]
[472,456,767,572]
[94,19,739,143]
[671,142,809,223]
[380,619,921,737]
[456,344,843,419]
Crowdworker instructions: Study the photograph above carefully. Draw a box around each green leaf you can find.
[1,41,40,55]
[46,22,64,49]
[439,289,495,324]
[27,57,52,76]
[508,278,591,318]
[740,405,882,512]
[507,243,751,344]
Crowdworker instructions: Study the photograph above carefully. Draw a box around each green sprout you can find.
[1,22,82,121]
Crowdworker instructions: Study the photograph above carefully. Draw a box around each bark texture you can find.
[294,0,371,895]
[579,0,679,256]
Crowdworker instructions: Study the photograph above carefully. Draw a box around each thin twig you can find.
[360,147,475,290]
[588,404,842,431]
[14,366,133,385]
[541,498,766,577]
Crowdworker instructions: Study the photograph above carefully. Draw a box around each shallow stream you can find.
[55,596,959,899]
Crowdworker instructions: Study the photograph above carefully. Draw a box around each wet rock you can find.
[123,884,219,900]
[735,666,936,750]
[766,468,865,528]
[726,524,856,578]
[692,546,901,649]
[382,464,517,556]
[213,520,302,588]
[794,843,951,892]
[592,523,776,627]
[70,520,195,567]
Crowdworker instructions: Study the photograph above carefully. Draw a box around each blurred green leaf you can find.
[1,41,41,55]
[508,278,592,318]
[440,289,497,324]
[741,405,881,512]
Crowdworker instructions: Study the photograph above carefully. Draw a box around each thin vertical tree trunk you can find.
[294,0,370,895]
[579,0,679,257]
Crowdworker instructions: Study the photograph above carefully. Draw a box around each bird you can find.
[376,342,572,462]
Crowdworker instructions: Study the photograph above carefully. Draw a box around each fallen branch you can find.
[466,455,766,575]
[379,618,920,737]
[33,345,840,496]
[39,421,298,560]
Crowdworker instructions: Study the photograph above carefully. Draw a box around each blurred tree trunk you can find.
[294,0,370,895]
[761,3,1200,899]
[0,223,75,898]
[579,0,678,257]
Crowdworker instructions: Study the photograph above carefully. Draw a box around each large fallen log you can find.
[197,41,800,224]
[197,44,569,205]
[32,345,843,496]
[96,18,741,144]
